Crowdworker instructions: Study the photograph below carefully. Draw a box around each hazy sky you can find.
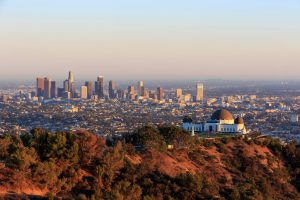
[0,0,299,81]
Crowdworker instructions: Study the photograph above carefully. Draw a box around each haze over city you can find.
[0,0,299,81]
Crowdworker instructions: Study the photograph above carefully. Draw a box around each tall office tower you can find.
[63,80,69,92]
[50,81,56,98]
[157,87,164,101]
[80,86,88,99]
[176,88,183,98]
[62,91,71,99]
[70,82,76,98]
[44,78,51,99]
[95,76,104,98]
[67,71,74,95]
[144,89,149,99]
[128,85,135,100]
[149,90,157,100]
[195,83,204,102]
[85,81,93,99]
[68,71,74,84]
[36,77,45,97]
[109,80,116,99]
[128,85,135,95]
[94,82,98,97]
[1,95,9,103]
[57,88,64,98]
[117,89,126,99]
[137,81,145,96]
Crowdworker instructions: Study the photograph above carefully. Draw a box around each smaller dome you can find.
[234,117,244,124]
[183,116,193,123]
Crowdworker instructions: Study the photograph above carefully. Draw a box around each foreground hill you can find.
[0,126,299,199]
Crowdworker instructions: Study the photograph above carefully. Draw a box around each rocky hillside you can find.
[0,126,299,199]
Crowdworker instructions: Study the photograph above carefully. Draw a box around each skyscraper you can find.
[44,78,51,99]
[157,87,164,101]
[117,89,126,99]
[62,91,71,99]
[1,95,9,103]
[70,82,76,98]
[36,77,45,97]
[128,85,135,95]
[95,76,104,98]
[63,80,69,92]
[85,81,93,99]
[80,86,88,99]
[149,90,157,100]
[109,80,116,99]
[51,81,56,98]
[57,88,64,98]
[176,88,182,98]
[128,85,135,100]
[195,83,204,102]
[137,81,145,96]
[68,71,74,85]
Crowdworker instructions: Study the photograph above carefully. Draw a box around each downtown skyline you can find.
[35,71,204,102]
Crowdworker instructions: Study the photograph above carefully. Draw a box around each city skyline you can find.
[0,0,299,81]
[33,71,205,103]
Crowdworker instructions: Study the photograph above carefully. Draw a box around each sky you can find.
[0,0,299,81]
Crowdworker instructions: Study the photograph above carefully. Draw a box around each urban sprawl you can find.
[1,71,300,144]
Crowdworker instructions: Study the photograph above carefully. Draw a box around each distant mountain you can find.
[0,126,299,199]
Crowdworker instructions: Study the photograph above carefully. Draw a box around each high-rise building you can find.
[80,86,88,99]
[117,89,126,99]
[184,93,192,102]
[195,83,204,102]
[94,82,98,97]
[137,81,145,96]
[157,87,164,101]
[70,82,76,98]
[63,80,69,92]
[63,91,71,99]
[44,78,51,99]
[68,71,74,85]
[95,76,104,98]
[85,81,93,99]
[36,77,45,97]
[176,88,182,98]
[66,71,75,97]
[57,88,64,98]
[128,85,135,95]
[149,90,157,100]
[144,89,149,98]
[109,80,116,99]
[128,85,135,100]
[51,81,56,98]
[1,95,9,103]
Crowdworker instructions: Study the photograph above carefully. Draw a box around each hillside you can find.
[0,126,299,199]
